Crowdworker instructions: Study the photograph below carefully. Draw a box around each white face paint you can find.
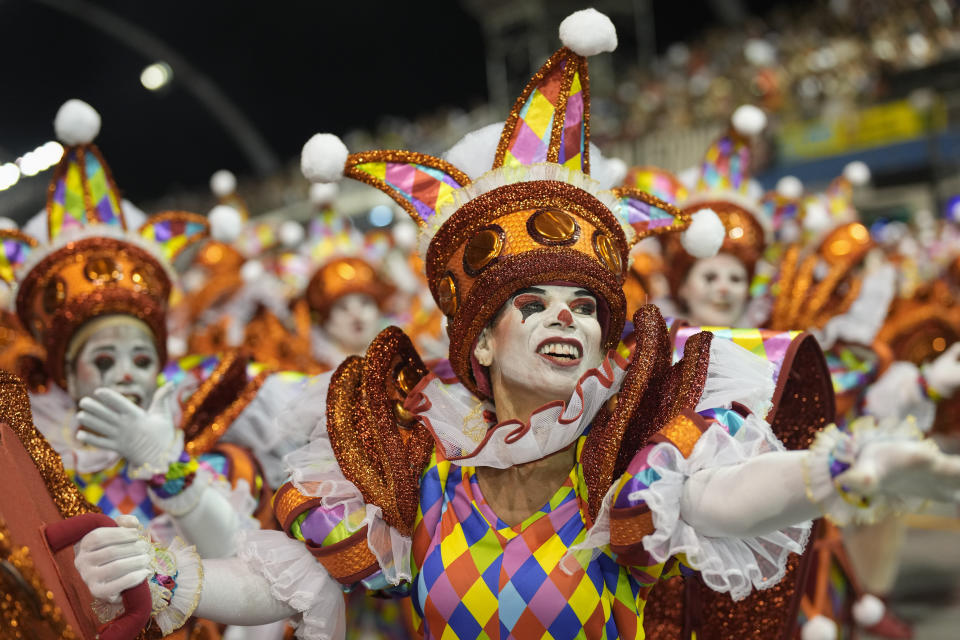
[67,322,160,408]
[474,284,604,407]
[323,292,380,355]
[678,253,749,326]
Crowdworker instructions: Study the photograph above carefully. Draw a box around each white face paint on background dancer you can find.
[679,253,749,327]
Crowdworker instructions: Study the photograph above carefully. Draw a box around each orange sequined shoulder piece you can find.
[325,327,434,536]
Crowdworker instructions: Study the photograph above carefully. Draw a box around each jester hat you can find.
[0,100,209,387]
[299,10,724,398]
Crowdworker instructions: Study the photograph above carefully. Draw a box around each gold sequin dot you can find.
[335,262,357,281]
[933,336,947,352]
[463,227,504,274]
[83,256,121,283]
[437,273,458,316]
[527,208,580,245]
[41,278,66,315]
[592,231,622,275]
[395,363,419,394]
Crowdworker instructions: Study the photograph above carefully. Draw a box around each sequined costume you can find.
[230,13,816,639]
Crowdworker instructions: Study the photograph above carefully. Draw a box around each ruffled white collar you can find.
[405,351,629,469]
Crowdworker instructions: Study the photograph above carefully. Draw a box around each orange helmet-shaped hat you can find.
[299,10,726,397]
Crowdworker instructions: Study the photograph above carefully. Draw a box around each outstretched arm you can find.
[680,416,960,539]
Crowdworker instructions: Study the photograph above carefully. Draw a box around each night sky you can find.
[0,0,788,217]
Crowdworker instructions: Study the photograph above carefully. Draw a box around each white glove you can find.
[924,342,960,399]
[77,383,181,478]
[838,437,960,503]
[74,515,152,604]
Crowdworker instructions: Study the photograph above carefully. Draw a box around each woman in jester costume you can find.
[72,10,960,640]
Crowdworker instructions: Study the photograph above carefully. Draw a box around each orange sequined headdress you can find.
[299,211,393,321]
[0,100,209,388]
[300,10,725,397]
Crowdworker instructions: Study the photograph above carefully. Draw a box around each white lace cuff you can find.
[642,416,810,601]
[93,536,203,636]
[238,529,346,640]
[803,416,932,526]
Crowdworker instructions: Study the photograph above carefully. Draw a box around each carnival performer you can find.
[69,11,960,640]
[0,99,312,545]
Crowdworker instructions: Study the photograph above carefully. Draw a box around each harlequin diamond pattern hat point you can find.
[302,10,723,397]
[3,99,210,388]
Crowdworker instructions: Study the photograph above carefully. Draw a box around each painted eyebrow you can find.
[513,287,547,297]
[88,345,117,352]
[573,289,594,298]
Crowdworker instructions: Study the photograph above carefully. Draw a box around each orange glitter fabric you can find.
[325,327,433,536]
[15,237,171,388]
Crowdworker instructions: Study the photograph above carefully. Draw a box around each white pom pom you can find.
[852,595,885,627]
[54,99,101,145]
[209,205,243,243]
[803,199,832,233]
[240,260,265,283]
[392,218,418,250]
[210,170,237,197]
[301,133,349,183]
[558,8,618,57]
[843,161,871,186]
[732,104,767,137]
[677,166,699,188]
[279,220,304,248]
[166,335,187,359]
[593,155,628,189]
[681,208,726,258]
[443,122,504,180]
[309,182,340,207]
[776,176,803,199]
[0,217,18,231]
[801,615,837,640]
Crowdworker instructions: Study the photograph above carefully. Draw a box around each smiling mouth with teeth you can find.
[119,391,143,406]
[536,339,583,367]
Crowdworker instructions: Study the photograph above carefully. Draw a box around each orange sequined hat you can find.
[299,212,394,321]
[0,100,209,388]
[299,10,725,397]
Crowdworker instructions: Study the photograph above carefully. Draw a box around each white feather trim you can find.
[420,163,631,259]
[11,224,176,299]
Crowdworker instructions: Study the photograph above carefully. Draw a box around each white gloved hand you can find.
[74,514,152,604]
[924,342,960,399]
[77,383,180,478]
[837,437,960,504]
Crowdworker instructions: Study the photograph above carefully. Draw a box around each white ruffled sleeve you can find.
[237,529,345,640]
[638,414,810,600]
[565,336,810,601]
[221,372,313,488]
